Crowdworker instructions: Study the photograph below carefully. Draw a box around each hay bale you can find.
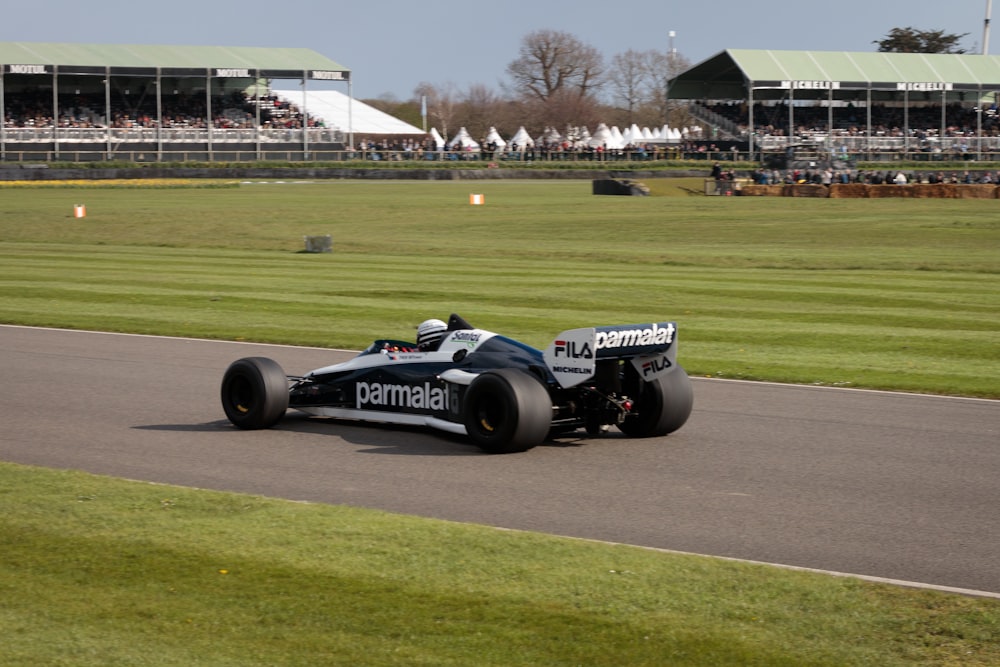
[784,184,829,198]
[912,184,947,199]
[829,184,869,198]
[866,185,914,198]
[957,184,999,199]
[740,184,783,196]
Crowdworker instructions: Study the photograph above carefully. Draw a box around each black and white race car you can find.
[220,314,693,454]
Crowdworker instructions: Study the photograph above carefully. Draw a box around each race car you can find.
[220,314,693,454]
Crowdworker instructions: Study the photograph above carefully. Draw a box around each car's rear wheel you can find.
[618,366,693,438]
[463,369,552,453]
[221,357,289,429]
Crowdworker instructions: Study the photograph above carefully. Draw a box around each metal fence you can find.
[5,128,1000,163]
[755,133,1000,162]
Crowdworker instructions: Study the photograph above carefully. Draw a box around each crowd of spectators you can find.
[350,135,680,162]
[748,166,1000,185]
[2,89,323,131]
[702,101,1000,142]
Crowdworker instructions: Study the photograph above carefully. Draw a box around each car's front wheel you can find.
[462,369,552,453]
[220,357,289,429]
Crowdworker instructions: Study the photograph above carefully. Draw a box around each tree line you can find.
[367,29,692,143]
[363,26,968,143]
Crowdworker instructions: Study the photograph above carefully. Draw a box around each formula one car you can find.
[221,314,693,454]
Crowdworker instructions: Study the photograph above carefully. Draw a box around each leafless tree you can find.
[406,30,698,140]
[647,49,692,127]
[609,49,648,124]
[413,81,458,142]
[456,84,504,140]
[505,29,605,102]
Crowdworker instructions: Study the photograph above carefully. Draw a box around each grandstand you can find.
[0,42,354,162]
[8,43,1000,164]
[669,49,1000,161]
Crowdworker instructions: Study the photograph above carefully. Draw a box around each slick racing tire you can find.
[618,366,693,438]
[463,368,552,454]
[220,357,290,430]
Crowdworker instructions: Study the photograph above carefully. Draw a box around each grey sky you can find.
[1,1,992,100]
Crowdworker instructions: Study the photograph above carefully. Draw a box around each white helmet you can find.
[416,318,448,350]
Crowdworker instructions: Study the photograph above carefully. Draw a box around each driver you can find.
[416,318,448,351]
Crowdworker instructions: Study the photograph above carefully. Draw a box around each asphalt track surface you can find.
[3,325,999,596]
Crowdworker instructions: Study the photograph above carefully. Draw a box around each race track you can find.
[2,325,998,595]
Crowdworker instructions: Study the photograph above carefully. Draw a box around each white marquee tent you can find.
[508,126,534,148]
[266,89,689,150]
[271,89,424,138]
[483,126,506,148]
[429,127,446,149]
[446,127,480,150]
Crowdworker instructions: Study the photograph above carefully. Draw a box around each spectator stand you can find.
[0,41,351,162]
[668,49,1000,163]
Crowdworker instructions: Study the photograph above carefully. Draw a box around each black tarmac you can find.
[3,325,998,595]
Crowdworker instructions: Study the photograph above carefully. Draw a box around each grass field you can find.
[1,178,997,396]
[3,463,999,667]
[1,177,999,665]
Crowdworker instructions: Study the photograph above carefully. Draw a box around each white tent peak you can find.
[484,126,506,147]
[589,124,625,149]
[609,126,625,149]
[446,127,479,150]
[537,126,562,145]
[429,127,446,149]
[508,126,534,148]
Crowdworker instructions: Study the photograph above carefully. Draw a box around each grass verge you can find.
[3,462,998,667]
[1,180,999,665]
[0,179,997,396]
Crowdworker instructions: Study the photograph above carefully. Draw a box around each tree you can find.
[609,49,648,124]
[647,49,691,128]
[605,48,692,129]
[505,29,605,102]
[455,84,505,141]
[413,81,458,142]
[874,27,968,54]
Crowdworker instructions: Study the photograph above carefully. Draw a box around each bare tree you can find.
[609,49,648,124]
[413,81,458,142]
[504,87,603,137]
[505,29,605,102]
[646,49,691,127]
[604,48,692,129]
[456,84,504,140]
[411,31,699,139]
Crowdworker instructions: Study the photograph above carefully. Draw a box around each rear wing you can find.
[542,321,678,388]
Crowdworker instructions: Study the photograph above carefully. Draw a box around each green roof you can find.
[669,49,1000,100]
[0,41,349,80]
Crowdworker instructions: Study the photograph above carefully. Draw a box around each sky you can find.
[1,0,993,100]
